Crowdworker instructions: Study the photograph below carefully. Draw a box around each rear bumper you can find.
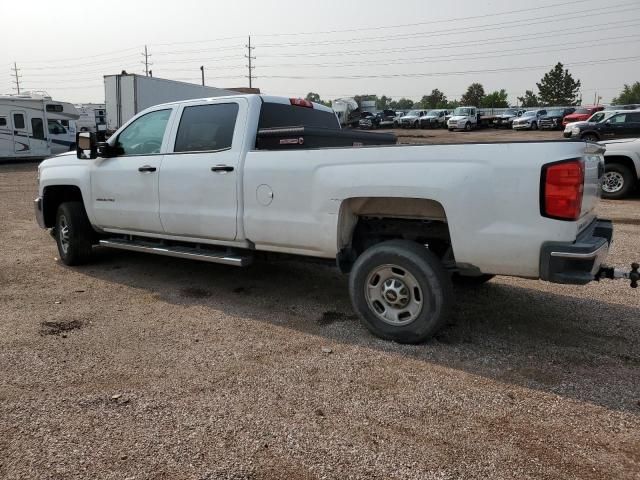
[539,219,613,285]
[34,197,46,229]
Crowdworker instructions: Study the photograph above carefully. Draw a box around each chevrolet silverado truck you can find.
[34,94,638,344]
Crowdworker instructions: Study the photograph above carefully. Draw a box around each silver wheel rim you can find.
[365,264,424,326]
[602,172,624,193]
[59,215,70,255]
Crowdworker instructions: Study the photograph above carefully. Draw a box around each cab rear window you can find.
[258,102,339,130]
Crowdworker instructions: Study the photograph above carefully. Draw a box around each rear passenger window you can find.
[31,118,45,140]
[0,118,6,126]
[13,113,25,129]
[258,103,339,130]
[174,103,239,153]
[627,112,640,122]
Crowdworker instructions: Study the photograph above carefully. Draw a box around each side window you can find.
[31,118,45,140]
[174,103,239,153]
[610,114,627,124]
[48,120,66,135]
[0,117,6,126]
[13,113,25,129]
[626,112,640,122]
[116,109,171,155]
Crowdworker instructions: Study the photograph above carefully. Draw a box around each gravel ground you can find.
[0,161,638,480]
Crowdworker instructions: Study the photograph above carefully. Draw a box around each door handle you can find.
[138,165,157,173]
[211,165,234,173]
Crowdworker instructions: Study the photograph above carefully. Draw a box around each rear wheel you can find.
[464,122,472,131]
[601,163,635,199]
[55,202,94,266]
[349,240,453,344]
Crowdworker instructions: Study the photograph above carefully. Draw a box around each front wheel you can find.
[582,133,599,142]
[464,122,472,132]
[531,121,538,130]
[601,163,635,199]
[349,240,453,344]
[55,202,94,266]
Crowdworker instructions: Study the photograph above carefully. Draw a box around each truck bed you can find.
[255,126,396,150]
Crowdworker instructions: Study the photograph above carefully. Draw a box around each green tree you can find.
[517,90,540,107]
[536,62,581,105]
[480,89,509,108]
[611,82,640,104]
[377,95,392,109]
[304,92,330,106]
[445,99,460,110]
[421,89,448,109]
[460,83,485,106]
[391,98,414,110]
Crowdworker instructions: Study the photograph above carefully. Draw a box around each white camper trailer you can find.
[0,93,79,159]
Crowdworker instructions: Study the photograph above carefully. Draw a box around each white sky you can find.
[3,0,640,104]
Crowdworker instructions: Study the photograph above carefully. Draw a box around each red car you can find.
[562,105,605,127]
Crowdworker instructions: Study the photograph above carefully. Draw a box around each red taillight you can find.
[290,98,313,108]
[541,159,584,221]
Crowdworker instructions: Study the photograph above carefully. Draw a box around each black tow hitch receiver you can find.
[596,262,640,288]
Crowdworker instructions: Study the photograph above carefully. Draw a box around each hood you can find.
[401,114,419,120]
[601,138,640,146]
[564,113,589,121]
[40,150,85,168]
[449,115,471,121]
[517,113,536,120]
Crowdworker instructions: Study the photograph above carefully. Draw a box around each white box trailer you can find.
[104,74,234,131]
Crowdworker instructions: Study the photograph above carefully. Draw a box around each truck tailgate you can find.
[579,145,605,231]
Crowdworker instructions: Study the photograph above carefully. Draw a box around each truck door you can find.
[90,108,173,233]
[158,100,244,240]
[11,111,30,155]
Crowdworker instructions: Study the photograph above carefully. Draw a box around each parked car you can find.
[447,106,478,131]
[419,109,448,129]
[494,109,523,128]
[358,111,377,129]
[600,138,640,199]
[565,110,640,142]
[399,109,428,128]
[376,109,398,128]
[392,111,406,127]
[512,109,547,130]
[562,106,605,128]
[35,94,634,344]
[538,108,576,130]
[563,110,626,138]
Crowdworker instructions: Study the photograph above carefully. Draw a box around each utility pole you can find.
[141,45,152,76]
[200,65,205,86]
[245,35,256,88]
[11,62,22,94]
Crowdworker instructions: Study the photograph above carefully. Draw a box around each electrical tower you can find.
[245,36,256,88]
[11,62,22,94]
[141,45,153,76]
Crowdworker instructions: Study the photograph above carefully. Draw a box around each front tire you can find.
[349,240,453,344]
[531,121,538,130]
[582,133,599,142]
[601,163,635,199]
[464,122,472,132]
[55,202,94,266]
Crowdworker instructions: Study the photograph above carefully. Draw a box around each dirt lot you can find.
[1,154,639,479]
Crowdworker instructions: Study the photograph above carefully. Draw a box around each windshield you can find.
[453,107,472,116]
[426,110,441,116]
[502,109,517,115]
[406,110,421,116]
[523,111,537,117]
[547,110,563,117]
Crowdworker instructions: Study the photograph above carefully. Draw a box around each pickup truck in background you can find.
[539,108,576,130]
[34,94,637,344]
[562,105,605,128]
[512,109,547,130]
[419,109,449,129]
[601,137,640,199]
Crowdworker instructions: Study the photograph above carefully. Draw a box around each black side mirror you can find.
[76,132,97,159]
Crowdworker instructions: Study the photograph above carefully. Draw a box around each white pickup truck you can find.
[35,94,637,343]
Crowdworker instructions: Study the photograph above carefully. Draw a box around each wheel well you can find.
[336,197,452,272]
[605,155,638,177]
[581,130,600,140]
[43,185,83,228]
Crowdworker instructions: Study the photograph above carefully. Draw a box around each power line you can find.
[11,62,22,94]
[258,3,640,48]
[245,35,256,88]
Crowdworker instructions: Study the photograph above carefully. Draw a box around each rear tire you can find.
[601,163,635,199]
[349,240,453,344]
[55,202,94,266]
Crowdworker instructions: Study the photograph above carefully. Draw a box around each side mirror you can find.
[76,132,97,159]
[605,120,611,125]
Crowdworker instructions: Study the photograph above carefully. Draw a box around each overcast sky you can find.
[3,0,640,105]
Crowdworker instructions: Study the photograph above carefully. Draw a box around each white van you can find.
[0,93,79,159]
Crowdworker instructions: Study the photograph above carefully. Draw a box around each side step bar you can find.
[99,239,252,267]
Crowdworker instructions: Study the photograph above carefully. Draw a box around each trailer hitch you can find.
[595,262,639,288]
